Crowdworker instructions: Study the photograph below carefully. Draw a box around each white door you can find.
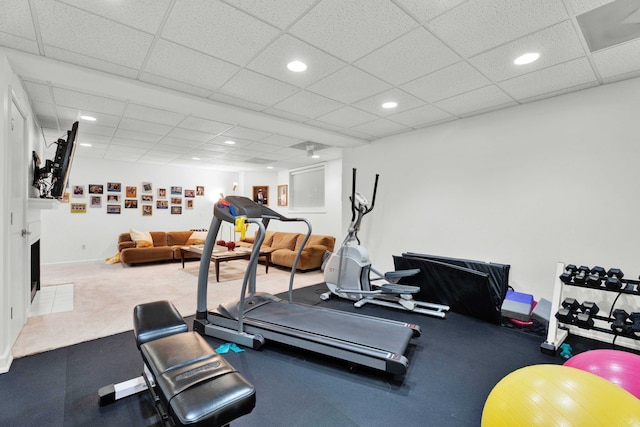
[9,98,27,345]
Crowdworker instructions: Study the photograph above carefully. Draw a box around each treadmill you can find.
[194,196,420,375]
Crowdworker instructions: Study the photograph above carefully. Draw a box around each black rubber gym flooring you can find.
[1,284,563,426]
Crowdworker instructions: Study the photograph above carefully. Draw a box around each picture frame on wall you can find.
[158,188,167,198]
[156,200,168,209]
[252,185,268,205]
[277,184,288,206]
[142,182,152,193]
[186,199,194,209]
[107,194,120,203]
[107,182,121,192]
[125,199,138,209]
[90,196,102,208]
[185,189,195,198]
[142,205,152,216]
[141,195,153,203]
[89,184,103,194]
[171,186,182,195]
[72,185,84,197]
[107,205,121,214]
[61,192,70,203]
[171,206,182,215]
[70,203,86,213]
[196,186,205,196]
[126,186,137,198]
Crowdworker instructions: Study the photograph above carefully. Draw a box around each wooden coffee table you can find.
[180,245,272,282]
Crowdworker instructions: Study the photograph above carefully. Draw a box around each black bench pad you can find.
[134,300,188,348]
[141,332,256,426]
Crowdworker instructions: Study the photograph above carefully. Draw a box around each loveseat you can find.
[118,230,207,265]
[236,231,335,271]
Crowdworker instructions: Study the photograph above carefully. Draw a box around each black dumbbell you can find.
[585,266,606,287]
[611,309,629,334]
[559,264,577,284]
[629,313,640,338]
[576,301,599,329]
[607,268,624,279]
[555,297,580,324]
[605,276,623,290]
[573,266,590,285]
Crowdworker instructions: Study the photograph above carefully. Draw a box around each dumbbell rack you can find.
[541,262,640,355]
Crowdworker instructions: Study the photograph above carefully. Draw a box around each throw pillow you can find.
[130,228,153,248]
[186,230,208,245]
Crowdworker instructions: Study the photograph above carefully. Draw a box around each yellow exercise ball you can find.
[482,364,640,426]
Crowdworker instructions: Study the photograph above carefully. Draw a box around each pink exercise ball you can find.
[564,349,640,399]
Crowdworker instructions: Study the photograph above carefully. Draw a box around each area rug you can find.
[12,260,324,358]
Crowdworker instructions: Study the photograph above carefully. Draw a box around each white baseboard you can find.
[0,347,14,374]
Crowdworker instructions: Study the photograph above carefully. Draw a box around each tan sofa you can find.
[236,231,335,271]
[118,231,202,265]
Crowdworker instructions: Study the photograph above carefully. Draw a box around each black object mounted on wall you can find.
[32,121,79,199]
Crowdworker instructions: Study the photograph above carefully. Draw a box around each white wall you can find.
[40,157,240,264]
[344,76,640,306]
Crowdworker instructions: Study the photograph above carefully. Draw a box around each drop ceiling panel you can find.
[208,92,266,111]
[0,34,39,55]
[114,128,163,143]
[349,118,409,138]
[247,34,347,88]
[289,0,418,62]
[223,0,317,29]
[58,0,172,34]
[217,69,299,106]
[119,118,174,136]
[52,88,126,116]
[272,91,343,119]
[592,38,640,80]
[44,46,140,80]
[166,128,215,143]
[435,85,515,117]
[222,126,272,141]
[33,0,154,68]
[260,134,305,147]
[568,0,613,15]
[315,106,378,128]
[144,40,240,91]
[500,57,598,101]
[161,0,280,65]
[23,81,54,104]
[140,72,213,98]
[2,0,36,40]
[307,66,392,104]
[110,139,155,150]
[394,0,468,22]
[469,21,586,82]
[355,27,461,85]
[56,107,121,127]
[124,104,186,126]
[426,0,568,57]
[79,123,116,137]
[352,88,426,116]
[178,116,234,134]
[401,61,491,103]
[387,104,454,128]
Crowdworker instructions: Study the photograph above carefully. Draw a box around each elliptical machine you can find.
[321,169,450,318]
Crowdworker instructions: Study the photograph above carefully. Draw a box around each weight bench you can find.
[98,300,255,426]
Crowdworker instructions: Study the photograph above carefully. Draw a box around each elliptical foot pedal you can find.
[380,283,420,294]
[384,269,420,283]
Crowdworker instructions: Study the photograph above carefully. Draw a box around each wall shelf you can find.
[28,198,59,210]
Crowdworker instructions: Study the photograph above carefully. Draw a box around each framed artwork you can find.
[252,185,268,205]
[196,186,205,196]
[142,205,153,216]
[186,199,194,209]
[61,192,70,203]
[90,196,102,208]
[171,197,182,205]
[185,189,195,198]
[278,184,288,206]
[142,182,152,193]
[72,185,84,197]
[107,205,121,214]
[124,199,138,209]
[89,184,103,194]
[107,182,121,192]
[171,186,182,195]
[126,186,137,198]
[171,206,182,215]
[158,188,167,198]
[141,195,153,203]
[107,194,120,203]
[70,203,86,213]
[156,200,168,209]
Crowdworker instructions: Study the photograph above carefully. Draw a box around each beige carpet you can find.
[12,259,324,358]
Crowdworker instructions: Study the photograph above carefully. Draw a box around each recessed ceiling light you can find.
[80,115,96,121]
[382,102,398,109]
[514,52,540,65]
[191,157,200,160]
[287,60,307,72]
[266,166,274,169]
[79,143,92,147]
[312,155,320,159]
[224,140,236,145]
